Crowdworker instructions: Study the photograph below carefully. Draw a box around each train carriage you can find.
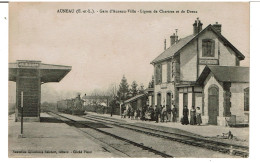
[57,94,85,115]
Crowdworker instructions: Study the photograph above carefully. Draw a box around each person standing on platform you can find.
[182,105,189,125]
[121,105,125,118]
[172,105,178,122]
[196,107,202,125]
[110,106,113,117]
[161,105,167,122]
[137,107,141,120]
[159,105,163,122]
[150,106,155,121]
[134,110,137,120]
[190,106,197,125]
[154,105,159,123]
[166,105,171,122]
[130,107,134,120]
[127,107,131,119]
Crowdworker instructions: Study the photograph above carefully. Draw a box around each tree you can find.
[117,75,130,102]
[90,89,103,106]
[138,83,145,94]
[130,81,138,97]
[148,75,154,88]
[109,98,119,116]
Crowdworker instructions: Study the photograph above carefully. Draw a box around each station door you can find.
[183,93,188,108]
[208,87,219,125]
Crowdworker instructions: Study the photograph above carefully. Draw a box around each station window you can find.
[244,87,249,111]
[156,65,162,84]
[202,39,215,57]
[162,64,167,83]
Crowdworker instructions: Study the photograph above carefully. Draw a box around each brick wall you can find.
[16,69,40,118]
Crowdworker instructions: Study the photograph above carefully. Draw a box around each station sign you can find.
[18,61,40,68]
[199,59,219,65]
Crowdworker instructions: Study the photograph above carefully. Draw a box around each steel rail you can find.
[84,114,249,158]
[87,114,248,150]
[48,111,173,158]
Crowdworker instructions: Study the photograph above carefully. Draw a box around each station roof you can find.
[151,24,245,64]
[196,65,249,85]
[144,88,154,93]
[124,94,146,104]
[9,60,72,83]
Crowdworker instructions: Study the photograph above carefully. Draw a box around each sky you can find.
[8,2,249,103]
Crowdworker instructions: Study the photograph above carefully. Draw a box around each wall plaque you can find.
[199,59,219,65]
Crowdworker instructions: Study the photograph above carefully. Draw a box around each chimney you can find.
[175,29,178,43]
[213,22,222,33]
[170,33,176,45]
[193,18,203,35]
[170,29,178,46]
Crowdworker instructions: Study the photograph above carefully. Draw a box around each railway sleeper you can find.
[91,115,249,151]
[78,114,249,157]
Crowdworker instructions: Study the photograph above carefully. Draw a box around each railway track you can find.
[82,113,249,158]
[47,111,173,158]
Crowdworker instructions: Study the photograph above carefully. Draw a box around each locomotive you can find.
[57,94,85,115]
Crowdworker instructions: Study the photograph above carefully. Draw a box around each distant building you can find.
[151,18,249,126]
[81,94,109,107]
[82,94,91,106]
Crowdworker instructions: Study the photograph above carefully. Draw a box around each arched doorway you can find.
[208,86,219,125]
[157,93,161,106]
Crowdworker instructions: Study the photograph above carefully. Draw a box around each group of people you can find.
[121,105,155,121]
[121,104,179,123]
[121,104,202,126]
[181,105,202,125]
[154,104,178,123]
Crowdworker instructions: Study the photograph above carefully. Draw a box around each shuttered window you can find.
[244,87,249,111]
[155,65,162,85]
[159,65,162,83]
[155,65,159,85]
[162,64,167,83]
[167,62,171,82]
[202,39,215,57]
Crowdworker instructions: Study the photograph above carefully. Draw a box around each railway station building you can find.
[150,18,249,126]
[196,66,249,126]
[9,60,71,122]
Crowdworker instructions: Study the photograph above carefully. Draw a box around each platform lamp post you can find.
[119,102,122,118]
[19,91,24,138]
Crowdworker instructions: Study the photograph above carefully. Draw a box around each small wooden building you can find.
[124,94,148,111]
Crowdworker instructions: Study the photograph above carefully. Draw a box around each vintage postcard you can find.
[8,2,249,158]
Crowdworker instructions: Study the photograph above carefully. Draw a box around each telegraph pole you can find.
[19,91,24,138]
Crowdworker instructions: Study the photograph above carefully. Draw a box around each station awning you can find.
[9,60,72,83]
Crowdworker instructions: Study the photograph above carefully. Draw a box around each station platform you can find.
[8,113,118,158]
[87,112,249,147]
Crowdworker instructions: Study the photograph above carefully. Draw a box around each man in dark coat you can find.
[190,106,196,125]
[121,105,125,118]
[159,105,163,122]
[154,105,159,123]
[182,105,189,125]
[172,105,178,122]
